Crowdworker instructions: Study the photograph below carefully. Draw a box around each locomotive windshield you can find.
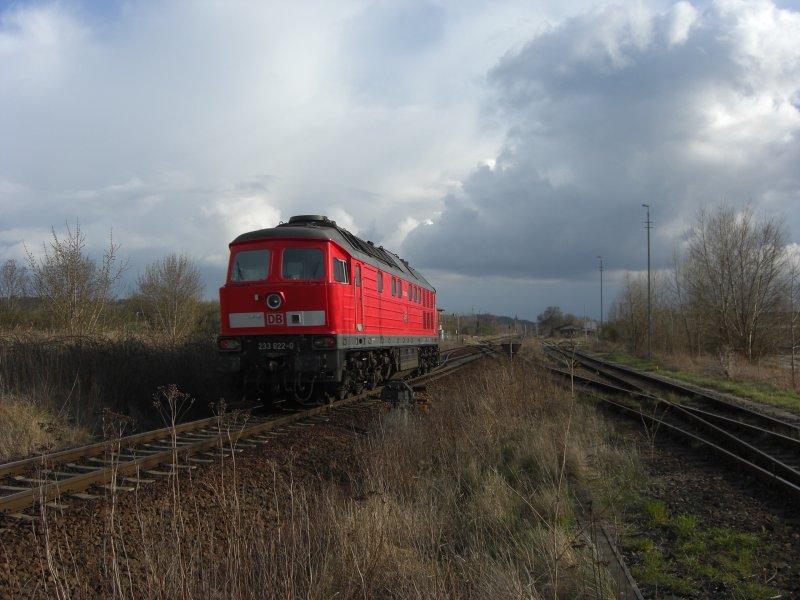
[282,248,324,280]
[230,249,270,282]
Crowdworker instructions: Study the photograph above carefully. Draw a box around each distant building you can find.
[555,324,580,338]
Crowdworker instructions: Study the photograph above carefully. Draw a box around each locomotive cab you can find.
[218,237,341,400]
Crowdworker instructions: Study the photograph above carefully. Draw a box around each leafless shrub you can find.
[25,221,128,335]
[135,253,205,344]
[0,258,28,314]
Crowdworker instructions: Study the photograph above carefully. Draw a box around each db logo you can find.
[265,313,285,326]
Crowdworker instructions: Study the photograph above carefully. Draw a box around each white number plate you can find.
[257,342,295,351]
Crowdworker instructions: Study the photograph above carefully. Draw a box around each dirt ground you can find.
[618,429,800,598]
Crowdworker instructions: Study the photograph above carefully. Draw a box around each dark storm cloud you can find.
[403,1,800,285]
[2,0,797,319]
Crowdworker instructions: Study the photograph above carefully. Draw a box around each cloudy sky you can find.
[2,0,798,322]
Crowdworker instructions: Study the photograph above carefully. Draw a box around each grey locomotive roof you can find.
[231,215,435,290]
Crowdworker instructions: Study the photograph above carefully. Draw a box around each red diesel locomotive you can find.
[217,215,439,401]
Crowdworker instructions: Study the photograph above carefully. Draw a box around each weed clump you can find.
[0,395,90,460]
[625,499,779,598]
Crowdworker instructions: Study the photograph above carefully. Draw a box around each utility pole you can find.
[642,204,652,361]
[597,255,603,340]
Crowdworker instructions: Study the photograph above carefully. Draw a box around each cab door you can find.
[355,264,364,331]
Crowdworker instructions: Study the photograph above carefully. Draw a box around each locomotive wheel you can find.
[335,374,350,400]
[366,371,380,390]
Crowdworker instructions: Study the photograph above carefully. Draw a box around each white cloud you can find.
[721,0,800,77]
[0,4,87,85]
[202,196,282,245]
[667,1,699,45]
[1,0,798,319]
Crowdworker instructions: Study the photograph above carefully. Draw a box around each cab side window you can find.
[333,258,348,283]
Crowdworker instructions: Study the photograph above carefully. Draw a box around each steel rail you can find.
[547,366,800,498]
[0,392,373,515]
[568,348,800,436]
[1,343,496,516]
[590,390,800,500]
[0,415,246,478]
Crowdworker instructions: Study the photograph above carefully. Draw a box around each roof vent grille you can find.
[287,215,335,226]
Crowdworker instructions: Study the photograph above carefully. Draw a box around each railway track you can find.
[0,342,498,519]
[543,343,800,501]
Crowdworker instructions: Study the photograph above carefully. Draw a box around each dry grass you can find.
[13,359,645,599]
[341,365,637,598]
[0,395,91,461]
[0,332,221,438]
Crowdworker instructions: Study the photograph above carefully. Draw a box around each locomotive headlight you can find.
[312,336,336,348]
[218,337,242,351]
[266,293,283,310]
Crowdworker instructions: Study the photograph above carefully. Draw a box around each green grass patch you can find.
[603,352,658,370]
[624,502,779,599]
[643,499,669,527]
[602,352,800,411]
[628,537,698,596]
[660,371,800,410]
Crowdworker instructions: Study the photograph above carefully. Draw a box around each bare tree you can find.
[612,272,647,354]
[682,203,788,361]
[26,222,127,334]
[0,259,28,313]
[788,253,800,388]
[669,249,703,356]
[136,252,205,343]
